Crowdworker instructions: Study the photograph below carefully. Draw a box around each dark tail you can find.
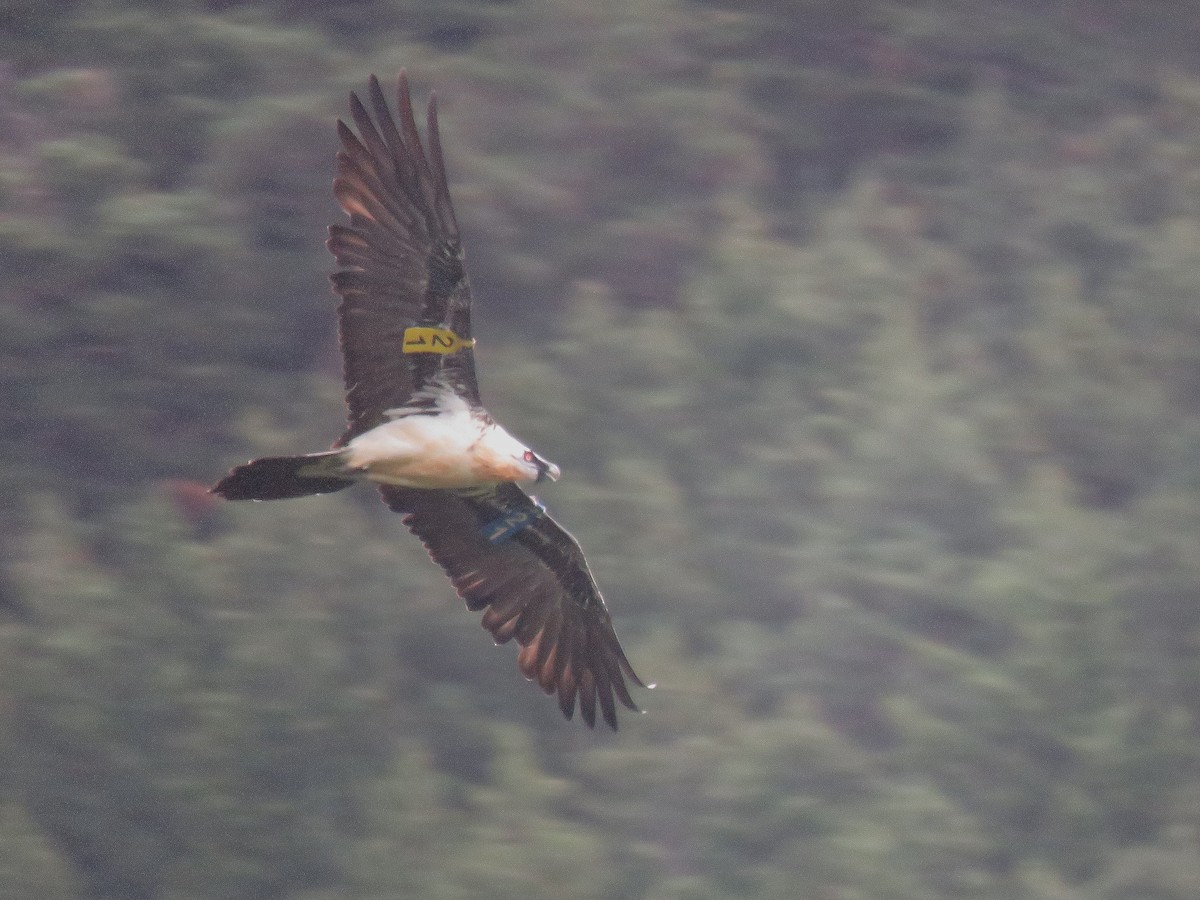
[211,451,355,501]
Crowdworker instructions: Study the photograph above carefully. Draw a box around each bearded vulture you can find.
[212,72,646,729]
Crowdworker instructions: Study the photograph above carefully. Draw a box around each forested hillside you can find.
[3,1,1200,897]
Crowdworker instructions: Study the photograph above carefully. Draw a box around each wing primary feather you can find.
[480,602,519,637]
[535,607,563,683]
[368,75,420,197]
[336,159,421,232]
[491,614,519,645]
[578,668,597,729]
[558,666,578,722]
[538,644,559,695]
[395,71,442,222]
[513,603,546,646]
[594,658,618,730]
[333,127,395,217]
[462,592,489,613]
[605,648,640,712]
[478,577,526,622]
[558,651,579,719]
[334,120,372,166]
[348,92,392,176]
[516,636,539,681]
[346,98,427,223]
[368,75,405,152]
[334,145,423,234]
[333,175,407,237]
[616,642,648,689]
[557,625,582,719]
[425,94,460,237]
[327,226,414,275]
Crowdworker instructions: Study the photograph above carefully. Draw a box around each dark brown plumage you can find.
[328,72,480,447]
[213,72,646,729]
[381,485,643,729]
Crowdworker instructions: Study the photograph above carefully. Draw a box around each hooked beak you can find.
[536,459,561,483]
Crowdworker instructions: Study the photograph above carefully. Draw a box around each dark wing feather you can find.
[379,483,645,729]
[327,71,479,446]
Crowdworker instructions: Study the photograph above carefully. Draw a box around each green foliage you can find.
[6,493,404,897]
[4,0,1200,898]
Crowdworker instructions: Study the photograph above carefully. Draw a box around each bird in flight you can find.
[212,72,646,729]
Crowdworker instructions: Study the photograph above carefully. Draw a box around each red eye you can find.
[523,450,535,463]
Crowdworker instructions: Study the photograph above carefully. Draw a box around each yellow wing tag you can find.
[402,326,476,355]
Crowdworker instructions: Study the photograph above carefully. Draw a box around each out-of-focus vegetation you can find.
[3,0,1200,897]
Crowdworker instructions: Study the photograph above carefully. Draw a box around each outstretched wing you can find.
[380,483,645,729]
[327,71,479,446]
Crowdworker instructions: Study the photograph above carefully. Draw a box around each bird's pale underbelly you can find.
[342,415,526,488]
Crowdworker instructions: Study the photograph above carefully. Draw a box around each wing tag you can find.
[402,326,475,354]
[481,502,542,544]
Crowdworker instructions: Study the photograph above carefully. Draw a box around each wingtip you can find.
[334,118,356,146]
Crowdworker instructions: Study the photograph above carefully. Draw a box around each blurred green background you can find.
[3,1,1200,897]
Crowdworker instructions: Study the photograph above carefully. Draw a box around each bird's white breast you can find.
[342,401,530,488]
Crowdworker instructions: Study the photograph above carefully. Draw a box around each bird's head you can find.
[476,425,561,484]
[521,448,561,483]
